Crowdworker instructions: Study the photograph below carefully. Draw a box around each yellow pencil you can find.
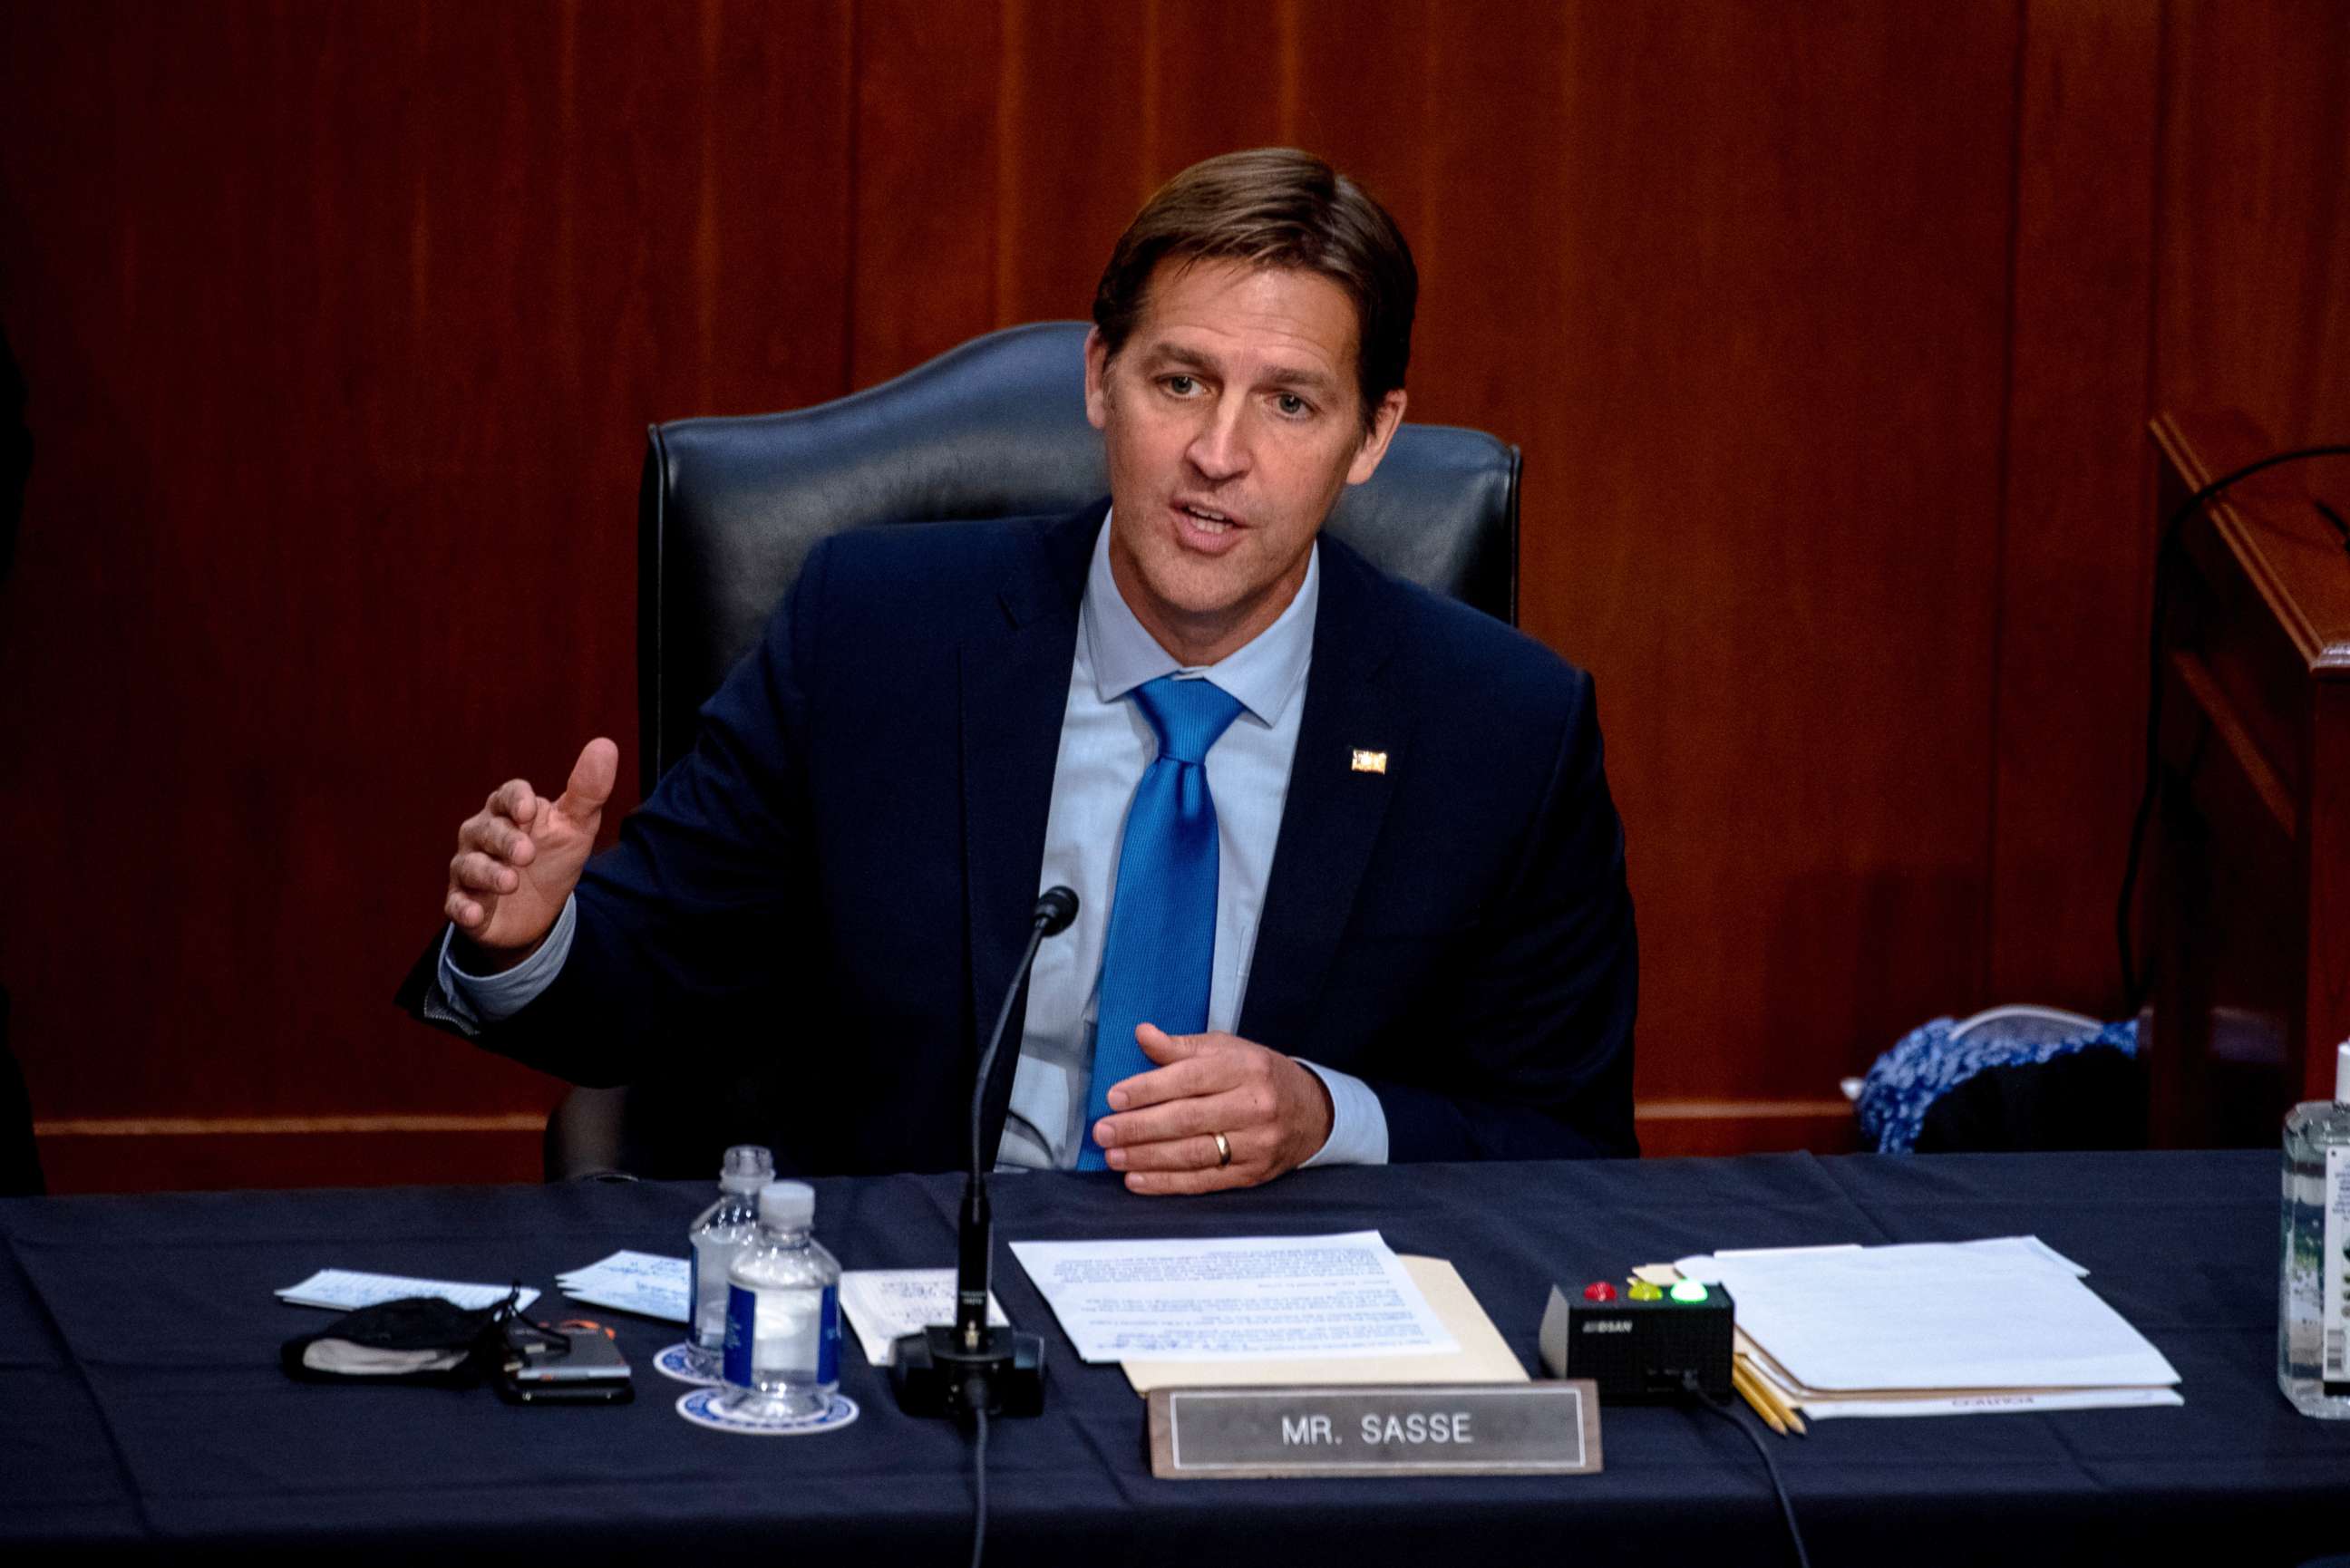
[1735,1355,1807,1436]
[1731,1360,1789,1436]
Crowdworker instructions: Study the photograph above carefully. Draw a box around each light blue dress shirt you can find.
[441,514,1389,1171]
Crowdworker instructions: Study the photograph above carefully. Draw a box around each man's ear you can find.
[1345,387,1409,486]
[1083,326,1112,431]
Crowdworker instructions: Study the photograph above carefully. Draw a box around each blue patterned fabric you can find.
[1858,1016,2139,1154]
[1078,674,1246,1170]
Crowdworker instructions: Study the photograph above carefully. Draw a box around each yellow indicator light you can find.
[1668,1281,1709,1304]
[1627,1281,1664,1301]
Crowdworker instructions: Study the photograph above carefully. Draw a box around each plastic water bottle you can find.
[685,1145,773,1378]
[2278,1041,2350,1417]
[722,1180,842,1418]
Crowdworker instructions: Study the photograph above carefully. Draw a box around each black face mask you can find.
[279,1290,523,1388]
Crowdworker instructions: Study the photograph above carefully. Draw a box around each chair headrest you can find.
[640,321,1518,786]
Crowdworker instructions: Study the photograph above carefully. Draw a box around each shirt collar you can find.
[1081,508,1318,727]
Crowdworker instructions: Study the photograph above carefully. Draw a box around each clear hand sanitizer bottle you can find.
[685,1145,773,1379]
[2278,1040,2350,1417]
[722,1180,842,1419]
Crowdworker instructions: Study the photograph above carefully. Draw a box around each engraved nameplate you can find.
[1146,1382,1601,1479]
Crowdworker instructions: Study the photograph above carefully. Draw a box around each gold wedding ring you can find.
[1212,1131,1232,1167]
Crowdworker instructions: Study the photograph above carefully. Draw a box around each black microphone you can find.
[891,886,1076,1421]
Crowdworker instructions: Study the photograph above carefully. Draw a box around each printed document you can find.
[1008,1231,1457,1364]
[276,1269,538,1312]
[557,1251,690,1323]
[837,1269,1011,1367]
[1121,1254,1527,1393]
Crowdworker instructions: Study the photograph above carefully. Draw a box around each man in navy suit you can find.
[411,150,1636,1190]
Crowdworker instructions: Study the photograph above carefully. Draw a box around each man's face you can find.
[1085,259,1406,666]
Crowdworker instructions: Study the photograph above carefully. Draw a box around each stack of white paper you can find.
[556,1251,690,1322]
[1675,1236,2181,1418]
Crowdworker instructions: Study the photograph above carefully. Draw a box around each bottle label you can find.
[2325,1147,2350,1386]
[723,1282,755,1388]
[819,1283,840,1385]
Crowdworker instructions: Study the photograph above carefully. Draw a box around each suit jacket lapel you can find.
[1238,537,1407,1052]
[959,503,1100,1153]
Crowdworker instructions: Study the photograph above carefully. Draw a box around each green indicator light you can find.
[1668,1281,1709,1304]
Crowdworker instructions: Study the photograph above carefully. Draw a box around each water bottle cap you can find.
[719,1145,775,1193]
[760,1180,816,1228]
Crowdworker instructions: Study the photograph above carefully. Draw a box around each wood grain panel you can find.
[34,1123,541,1194]
[1394,5,1566,448]
[0,1,854,1188]
[1636,1099,1860,1159]
[1521,3,2022,1105]
[1139,0,1290,183]
[2151,4,2350,1104]
[5,1,2349,1186]
[850,0,1004,386]
[2144,413,2347,1141]
[1288,0,1433,274]
[994,1,1151,325]
[1986,0,2161,1014]
[2156,0,2350,447]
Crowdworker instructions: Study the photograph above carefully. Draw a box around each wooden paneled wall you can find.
[2,1,2344,1189]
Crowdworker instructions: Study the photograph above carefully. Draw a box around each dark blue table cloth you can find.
[3,1150,2342,1564]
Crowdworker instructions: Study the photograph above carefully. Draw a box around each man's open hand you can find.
[1091,1024,1335,1194]
[442,738,617,970]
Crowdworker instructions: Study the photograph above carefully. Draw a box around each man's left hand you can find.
[1092,1024,1335,1194]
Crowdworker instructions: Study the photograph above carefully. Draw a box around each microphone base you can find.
[890,1324,1046,1420]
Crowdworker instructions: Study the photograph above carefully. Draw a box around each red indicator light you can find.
[1582,1282,1618,1302]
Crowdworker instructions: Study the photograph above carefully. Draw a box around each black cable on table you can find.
[1682,1372,1811,1568]
[1700,1399,1811,1568]
[968,1385,990,1568]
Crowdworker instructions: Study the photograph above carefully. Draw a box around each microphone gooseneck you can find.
[896,886,1075,1423]
[955,886,1077,1347]
[966,887,1078,1181]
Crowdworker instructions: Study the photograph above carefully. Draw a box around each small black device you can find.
[493,1317,634,1406]
[891,886,1075,1422]
[1539,1281,1735,1404]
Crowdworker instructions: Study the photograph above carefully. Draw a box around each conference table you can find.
[5,1148,2345,1565]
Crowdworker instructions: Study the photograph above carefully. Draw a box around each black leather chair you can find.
[547,320,1521,1180]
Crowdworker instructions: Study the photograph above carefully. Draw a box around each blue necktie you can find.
[1077,675,1247,1169]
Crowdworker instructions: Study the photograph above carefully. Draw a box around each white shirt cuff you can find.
[1294,1060,1389,1167]
[437,895,578,1024]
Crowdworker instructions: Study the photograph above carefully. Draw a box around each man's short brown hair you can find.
[1092,148,1416,422]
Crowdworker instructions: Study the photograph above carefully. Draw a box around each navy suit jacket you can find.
[403,502,1636,1175]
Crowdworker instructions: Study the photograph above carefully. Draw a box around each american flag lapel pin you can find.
[1350,749,1388,774]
